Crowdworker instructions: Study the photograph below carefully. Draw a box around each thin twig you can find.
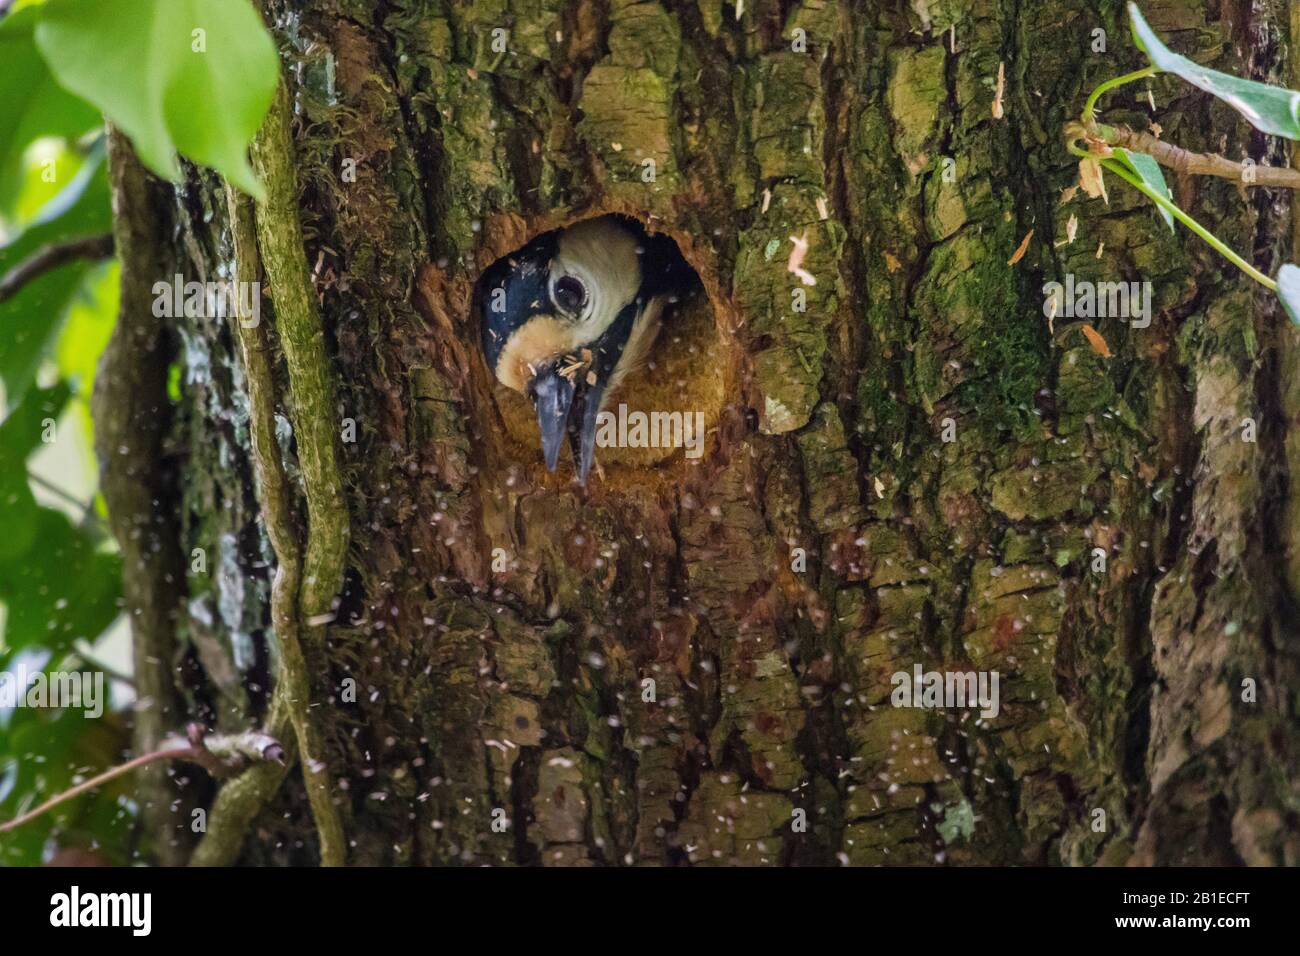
[0,747,189,835]
[0,727,286,835]
[0,234,114,304]
[68,643,137,688]
[1095,148,1278,290]
[1104,123,1300,190]
[1082,66,1157,121]
[25,472,112,537]
[25,471,91,512]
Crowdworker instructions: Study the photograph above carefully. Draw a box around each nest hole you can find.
[475,213,731,483]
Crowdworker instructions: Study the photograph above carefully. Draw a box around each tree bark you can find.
[104,0,1300,866]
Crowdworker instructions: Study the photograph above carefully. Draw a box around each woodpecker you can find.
[480,215,690,484]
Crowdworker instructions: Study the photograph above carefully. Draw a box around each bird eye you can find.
[553,275,587,315]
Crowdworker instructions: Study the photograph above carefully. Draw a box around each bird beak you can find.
[528,363,577,472]
[525,296,641,483]
[528,359,606,485]
[569,379,607,487]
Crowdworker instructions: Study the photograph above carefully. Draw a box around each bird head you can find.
[480,216,683,484]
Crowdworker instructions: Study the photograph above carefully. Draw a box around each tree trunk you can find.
[105,0,1300,866]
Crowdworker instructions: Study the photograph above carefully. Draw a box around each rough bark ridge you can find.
[108,0,1300,865]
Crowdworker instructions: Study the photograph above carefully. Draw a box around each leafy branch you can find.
[1073,3,1300,319]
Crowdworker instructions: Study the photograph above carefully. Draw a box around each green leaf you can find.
[0,506,120,656]
[34,0,279,198]
[0,6,102,235]
[1277,264,1300,325]
[1110,146,1174,232]
[0,154,110,407]
[0,470,39,566]
[1129,3,1300,140]
[0,381,70,460]
[0,384,70,565]
[9,134,107,238]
